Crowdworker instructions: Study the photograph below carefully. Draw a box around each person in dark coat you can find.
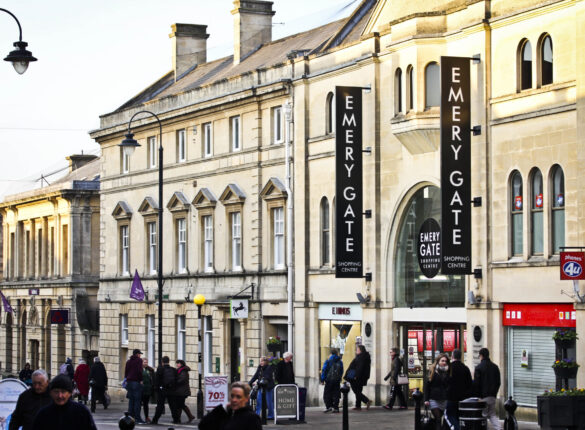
[74,359,90,404]
[248,357,276,419]
[124,349,144,424]
[445,348,472,430]
[424,353,450,430]
[141,358,155,423]
[31,374,97,430]
[384,348,407,410]
[275,352,295,385]
[89,356,108,413]
[320,348,343,413]
[473,348,501,430]
[176,359,195,423]
[18,363,33,386]
[9,369,52,430]
[59,358,74,380]
[344,345,371,410]
[151,356,180,425]
[198,381,262,430]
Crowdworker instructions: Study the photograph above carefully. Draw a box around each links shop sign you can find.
[441,56,472,275]
[335,86,363,278]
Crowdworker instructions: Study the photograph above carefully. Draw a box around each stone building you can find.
[91,0,585,420]
[0,155,100,377]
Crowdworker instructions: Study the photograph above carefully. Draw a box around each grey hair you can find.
[32,369,49,380]
[283,351,293,359]
[93,356,100,363]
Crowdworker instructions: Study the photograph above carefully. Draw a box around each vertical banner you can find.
[440,56,471,274]
[335,86,363,278]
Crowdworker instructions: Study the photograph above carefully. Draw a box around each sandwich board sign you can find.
[274,384,299,423]
[0,378,28,429]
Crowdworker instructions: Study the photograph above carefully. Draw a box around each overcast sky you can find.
[0,0,356,200]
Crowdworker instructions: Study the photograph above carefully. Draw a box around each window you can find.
[425,62,440,108]
[540,35,553,86]
[120,225,129,275]
[273,207,284,269]
[177,218,187,273]
[121,147,129,174]
[406,65,414,112]
[321,197,330,266]
[326,92,335,134]
[203,122,213,157]
[204,316,213,374]
[148,136,157,168]
[531,169,543,255]
[121,314,128,345]
[203,215,213,271]
[551,165,565,253]
[147,315,155,361]
[519,39,532,91]
[230,116,241,151]
[395,68,403,114]
[231,212,242,270]
[177,129,186,162]
[148,222,157,274]
[272,106,283,144]
[511,171,523,256]
[177,315,186,360]
[61,224,68,275]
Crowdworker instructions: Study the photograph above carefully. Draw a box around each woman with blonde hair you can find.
[424,353,450,430]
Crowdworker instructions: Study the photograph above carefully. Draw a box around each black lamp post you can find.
[119,111,164,367]
[193,294,206,418]
[1,8,37,74]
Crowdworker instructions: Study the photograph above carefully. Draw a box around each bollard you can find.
[118,412,135,430]
[341,381,350,430]
[259,377,268,425]
[412,388,423,430]
[503,396,518,430]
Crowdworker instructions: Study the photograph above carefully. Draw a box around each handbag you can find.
[345,369,356,381]
[421,406,435,430]
[397,374,409,385]
[104,391,111,408]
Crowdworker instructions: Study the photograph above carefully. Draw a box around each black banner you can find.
[440,56,471,274]
[417,218,442,279]
[335,86,363,278]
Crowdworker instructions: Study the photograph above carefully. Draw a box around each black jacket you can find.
[88,361,108,388]
[346,351,371,386]
[425,368,450,402]
[384,356,403,386]
[249,365,275,391]
[198,404,262,430]
[9,387,52,430]
[473,358,501,398]
[32,399,97,430]
[155,364,178,394]
[447,360,473,402]
[175,365,192,397]
[275,360,295,385]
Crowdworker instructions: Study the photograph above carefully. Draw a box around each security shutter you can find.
[508,327,555,407]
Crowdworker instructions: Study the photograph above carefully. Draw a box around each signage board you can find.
[274,384,299,423]
[318,303,363,321]
[502,303,576,327]
[28,288,40,296]
[560,252,585,280]
[50,309,69,324]
[204,376,229,410]
[440,56,472,274]
[229,299,249,318]
[0,378,28,429]
[335,86,363,278]
[417,218,441,278]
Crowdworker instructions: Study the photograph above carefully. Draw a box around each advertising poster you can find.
[204,376,229,410]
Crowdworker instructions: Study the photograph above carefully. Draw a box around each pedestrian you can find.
[445,348,472,430]
[124,349,145,424]
[248,357,275,419]
[151,356,180,425]
[141,358,155,423]
[275,352,295,385]
[198,381,262,430]
[344,344,371,411]
[383,348,407,410]
[31,374,97,430]
[473,347,501,430]
[320,348,343,413]
[18,363,33,386]
[74,359,90,404]
[59,358,74,380]
[176,359,195,423]
[424,353,450,430]
[9,369,51,430]
[89,356,108,413]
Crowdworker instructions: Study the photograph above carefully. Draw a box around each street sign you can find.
[274,384,299,424]
[50,309,69,324]
[560,252,585,280]
[229,299,248,318]
[204,376,228,411]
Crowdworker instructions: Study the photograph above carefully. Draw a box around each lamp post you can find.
[119,111,164,367]
[1,8,37,74]
[193,294,206,418]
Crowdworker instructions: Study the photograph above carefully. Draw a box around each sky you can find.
[0,0,357,200]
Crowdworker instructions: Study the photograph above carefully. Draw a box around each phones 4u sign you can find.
[560,251,585,280]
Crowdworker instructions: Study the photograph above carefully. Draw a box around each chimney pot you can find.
[169,23,209,81]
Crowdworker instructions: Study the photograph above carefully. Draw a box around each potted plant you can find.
[266,336,282,353]
[552,358,580,380]
[553,328,578,349]
[537,388,585,429]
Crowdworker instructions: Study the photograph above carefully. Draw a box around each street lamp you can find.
[193,293,206,418]
[1,8,37,74]
[119,111,164,367]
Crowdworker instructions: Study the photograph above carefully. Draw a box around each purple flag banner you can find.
[130,270,145,301]
[0,290,14,313]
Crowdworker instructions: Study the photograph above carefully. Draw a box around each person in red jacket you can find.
[74,359,90,404]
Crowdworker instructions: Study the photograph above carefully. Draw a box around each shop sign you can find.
[28,288,39,296]
[318,303,363,321]
[229,299,249,319]
[274,384,299,423]
[417,218,441,278]
[50,309,69,324]
[335,86,363,278]
[503,303,576,327]
[560,252,585,280]
[407,329,466,352]
[440,56,472,275]
[204,376,228,410]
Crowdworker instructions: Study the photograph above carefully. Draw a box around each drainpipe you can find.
[283,100,294,355]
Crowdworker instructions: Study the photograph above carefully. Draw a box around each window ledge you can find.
[491,256,560,268]
[308,267,335,275]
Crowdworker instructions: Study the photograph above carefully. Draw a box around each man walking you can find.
[124,349,145,424]
[445,348,472,430]
[276,352,295,385]
[321,348,343,413]
[383,348,407,410]
[473,348,501,430]
[89,356,108,413]
[10,369,52,430]
[151,356,179,425]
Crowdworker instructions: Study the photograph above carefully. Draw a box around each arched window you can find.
[320,197,330,265]
[530,168,543,255]
[510,171,523,256]
[406,65,414,112]
[326,92,335,134]
[540,35,553,86]
[425,62,440,108]
[550,165,565,253]
[395,68,403,115]
[519,39,532,91]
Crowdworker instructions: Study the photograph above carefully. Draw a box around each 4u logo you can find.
[563,261,583,278]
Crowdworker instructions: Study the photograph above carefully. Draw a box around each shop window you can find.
[510,171,523,256]
[321,197,330,266]
[530,169,543,255]
[425,62,440,109]
[319,320,361,376]
[326,92,335,134]
[395,68,403,114]
[518,39,532,91]
[550,165,565,253]
[406,65,414,112]
[539,34,553,87]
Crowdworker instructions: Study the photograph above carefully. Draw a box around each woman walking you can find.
[424,353,451,430]
[344,345,371,411]
[74,359,90,404]
[176,359,195,423]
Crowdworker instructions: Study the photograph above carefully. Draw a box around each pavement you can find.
[91,400,542,429]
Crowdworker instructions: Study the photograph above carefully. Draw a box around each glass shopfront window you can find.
[394,186,464,307]
[319,320,361,376]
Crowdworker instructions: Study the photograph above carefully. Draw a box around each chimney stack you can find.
[66,154,98,173]
[232,1,275,65]
[169,24,209,81]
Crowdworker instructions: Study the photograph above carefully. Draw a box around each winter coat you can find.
[155,364,178,393]
[425,368,450,402]
[321,354,343,383]
[249,364,275,391]
[74,363,91,396]
[198,404,262,430]
[8,386,52,430]
[19,368,33,384]
[142,366,155,396]
[345,351,371,386]
[176,365,192,397]
[473,358,501,398]
[32,399,97,430]
[384,356,403,386]
[89,361,108,389]
[447,360,473,402]
[275,360,295,385]
[124,354,143,383]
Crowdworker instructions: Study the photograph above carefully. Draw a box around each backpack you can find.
[327,360,342,383]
